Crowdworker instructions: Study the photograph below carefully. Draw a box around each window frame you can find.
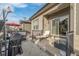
[51,15,69,35]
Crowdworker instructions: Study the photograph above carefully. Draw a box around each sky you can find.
[0,3,45,23]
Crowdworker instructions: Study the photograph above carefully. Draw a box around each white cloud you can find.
[0,4,14,13]
[0,3,28,12]
[12,3,28,8]
[32,3,45,6]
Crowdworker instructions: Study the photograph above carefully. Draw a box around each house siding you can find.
[74,3,79,52]
[70,4,74,32]
[76,4,79,35]
[43,16,49,31]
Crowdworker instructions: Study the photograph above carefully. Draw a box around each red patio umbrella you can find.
[6,22,21,26]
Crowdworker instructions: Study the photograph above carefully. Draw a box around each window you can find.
[52,17,69,35]
[33,19,39,30]
[52,19,59,35]
[59,18,68,35]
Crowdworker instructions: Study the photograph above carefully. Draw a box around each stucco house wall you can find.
[73,3,79,53]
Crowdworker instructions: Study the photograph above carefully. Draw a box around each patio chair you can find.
[35,31,50,44]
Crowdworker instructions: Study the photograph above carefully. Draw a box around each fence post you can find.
[0,41,1,56]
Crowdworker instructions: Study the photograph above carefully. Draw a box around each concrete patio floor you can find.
[18,40,49,56]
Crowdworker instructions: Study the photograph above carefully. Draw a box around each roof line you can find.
[29,3,49,20]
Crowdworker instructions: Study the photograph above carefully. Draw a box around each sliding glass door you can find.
[51,16,70,55]
[52,16,69,35]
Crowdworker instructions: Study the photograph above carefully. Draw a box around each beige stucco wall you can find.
[70,4,74,32]
[76,4,79,35]
[43,16,49,31]
[69,3,79,53]
[74,3,79,51]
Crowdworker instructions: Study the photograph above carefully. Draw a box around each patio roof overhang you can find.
[30,3,70,20]
[30,3,58,20]
[44,3,70,16]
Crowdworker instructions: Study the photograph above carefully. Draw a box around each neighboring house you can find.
[6,22,21,31]
[20,20,31,33]
[30,3,79,55]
